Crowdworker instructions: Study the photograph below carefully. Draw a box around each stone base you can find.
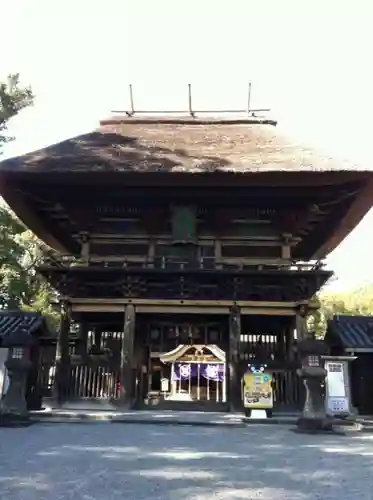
[245,408,273,419]
[0,413,33,428]
[293,417,345,435]
[111,396,136,410]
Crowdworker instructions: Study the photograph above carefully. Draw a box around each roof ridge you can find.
[99,116,278,126]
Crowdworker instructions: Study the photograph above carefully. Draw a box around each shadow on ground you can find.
[0,424,372,499]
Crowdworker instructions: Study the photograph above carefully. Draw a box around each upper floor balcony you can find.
[41,253,327,274]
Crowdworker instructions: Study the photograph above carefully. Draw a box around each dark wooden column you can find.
[94,326,103,349]
[287,320,296,363]
[54,298,71,405]
[79,322,89,355]
[119,304,136,407]
[228,304,241,412]
[295,305,310,341]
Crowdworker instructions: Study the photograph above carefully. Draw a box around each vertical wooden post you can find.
[228,304,241,412]
[148,239,155,268]
[80,233,90,264]
[128,84,135,116]
[287,322,295,362]
[78,322,89,355]
[120,304,136,407]
[54,298,71,405]
[94,327,102,349]
[214,239,222,269]
[247,81,252,114]
[295,305,310,341]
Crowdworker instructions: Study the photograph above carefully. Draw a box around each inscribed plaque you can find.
[171,206,197,243]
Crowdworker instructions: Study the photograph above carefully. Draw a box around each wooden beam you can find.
[136,306,230,314]
[69,298,301,307]
[72,304,124,313]
[241,308,295,316]
[218,257,290,266]
[11,170,369,188]
[88,234,283,243]
[0,177,71,253]
[71,304,297,315]
[313,177,373,259]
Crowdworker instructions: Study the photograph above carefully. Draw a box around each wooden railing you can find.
[273,370,304,410]
[41,254,327,273]
[67,364,120,400]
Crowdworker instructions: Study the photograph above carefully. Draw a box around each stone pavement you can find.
[31,408,297,426]
[30,408,363,432]
[1,422,372,499]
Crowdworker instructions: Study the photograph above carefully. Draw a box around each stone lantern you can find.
[296,334,331,432]
[0,327,35,427]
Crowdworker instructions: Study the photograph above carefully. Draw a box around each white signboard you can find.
[327,397,349,413]
[0,348,9,397]
[327,362,345,397]
[161,378,169,392]
[325,361,349,415]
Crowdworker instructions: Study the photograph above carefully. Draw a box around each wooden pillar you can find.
[79,322,89,355]
[94,327,102,349]
[228,304,241,412]
[295,305,310,341]
[214,239,222,269]
[148,239,155,268]
[54,298,71,405]
[120,304,136,407]
[80,232,90,264]
[286,323,295,362]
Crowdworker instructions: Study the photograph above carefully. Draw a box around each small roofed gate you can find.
[326,315,373,415]
[0,311,53,411]
[65,330,123,401]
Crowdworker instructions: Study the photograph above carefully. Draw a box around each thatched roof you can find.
[0,116,367,174]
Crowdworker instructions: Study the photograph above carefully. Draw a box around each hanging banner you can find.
[172,363,225,382]
[243,369,273,409]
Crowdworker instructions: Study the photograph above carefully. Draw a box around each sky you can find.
[1,0,373,292]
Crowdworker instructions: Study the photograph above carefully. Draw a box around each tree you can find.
[0,73,33,152]
[0,204,59,329]
[307,285,373,339]
[0,74,59,329]
[321,285,373,317]
[307,295,328,339]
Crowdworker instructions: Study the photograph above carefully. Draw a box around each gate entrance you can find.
[137,316,228,409]
[160,344,227,403]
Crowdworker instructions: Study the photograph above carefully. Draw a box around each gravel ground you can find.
[0,423,372,500]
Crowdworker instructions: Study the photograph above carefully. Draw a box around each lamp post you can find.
[0,327,35,427]
[296,335,331,432]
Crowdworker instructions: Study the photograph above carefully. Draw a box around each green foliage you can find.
[321,286,373,317]
[0,73,33,151]
[0,204,59,330]
[0,74,57,329]
[307,296,327,339]
[308,286,373,339]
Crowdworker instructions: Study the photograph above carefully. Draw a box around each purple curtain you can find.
[172,363,225,382]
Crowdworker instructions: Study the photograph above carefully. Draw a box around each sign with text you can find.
[243,370,273,409]
[325,361,349,415]
[161,378,170,392]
